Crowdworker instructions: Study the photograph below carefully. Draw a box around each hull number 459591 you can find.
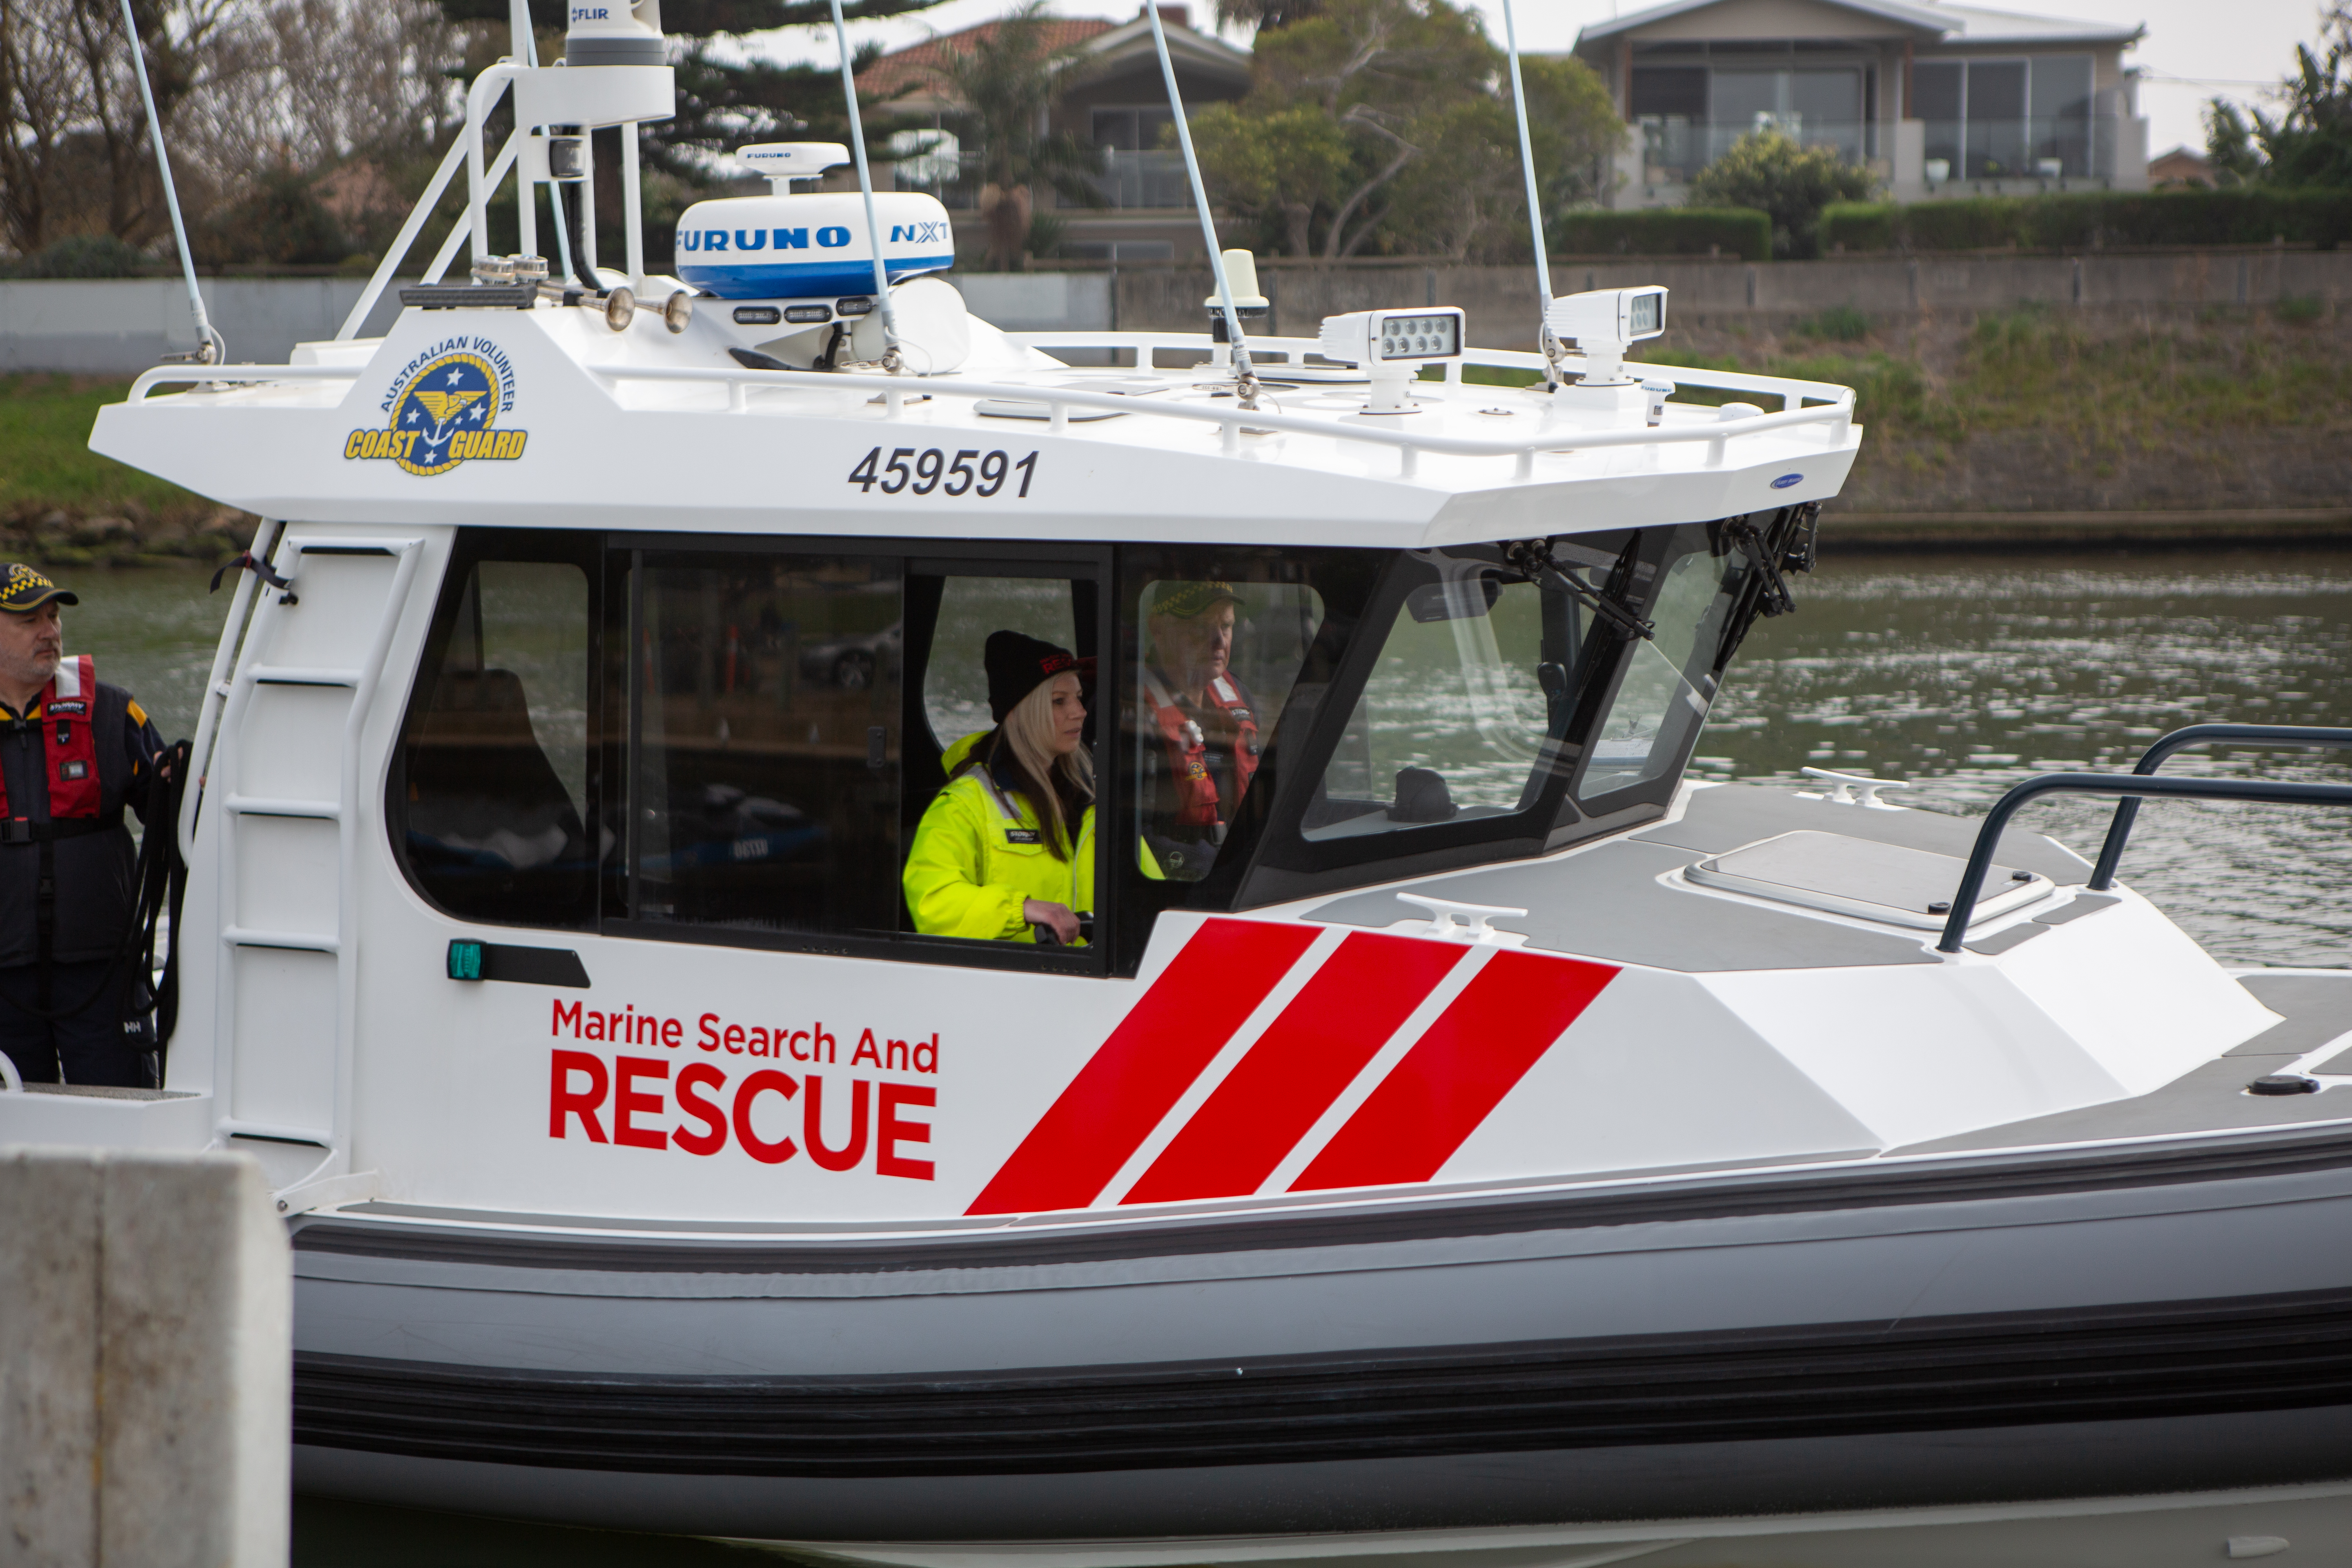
[850,447,1038,498]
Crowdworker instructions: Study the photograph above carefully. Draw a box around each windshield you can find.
[1311,557,1568,839]
[1308,526,1754,842]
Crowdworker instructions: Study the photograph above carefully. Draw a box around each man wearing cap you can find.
[0,565,169,1086]
[1138,581,1261,880]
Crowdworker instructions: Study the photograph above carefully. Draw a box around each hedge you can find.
[1553,207,1772,262]
[1821,188,2352,254]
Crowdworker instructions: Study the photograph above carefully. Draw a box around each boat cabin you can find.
[389,504,1795,980]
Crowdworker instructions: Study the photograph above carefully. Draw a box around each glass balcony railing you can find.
[1637,115,1873,185]
[893,151,983,211]
[1635,114,2120,185]
[1921,115,2115,182]
[1064,149,1194,212]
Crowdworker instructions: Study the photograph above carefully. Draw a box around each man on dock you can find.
[0,565,168,1087]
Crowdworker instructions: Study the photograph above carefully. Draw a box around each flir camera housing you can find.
[1316,306,1466,414]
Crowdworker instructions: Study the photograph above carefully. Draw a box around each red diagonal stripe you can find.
[1290,949,1618,1194]
[1121,933,1467,1206]
[966,918,1319,1216]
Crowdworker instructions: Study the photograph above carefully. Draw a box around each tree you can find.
[2200,4,2352,191]
[1210,0,1323,31]
[194,165,348,263]
[1191,0,1618,261]
[1687,130,1874,259]
[0,0,237,253]
[435,0,950,183]
[2261,2,2352,188]
[1192,102,1351,256]
[918,0,1102,270]
[1376,53,1618,261]
[2204,99,2263,186]
[1,0,463,263]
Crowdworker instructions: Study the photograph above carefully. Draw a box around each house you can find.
[1570,0,2150,209]
[2149,145,2212,188]
[857,5,1251,262]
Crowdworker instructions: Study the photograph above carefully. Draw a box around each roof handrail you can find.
[1938,769,2352,954]
[122,357,1854,474]
[2088,723,2352,889]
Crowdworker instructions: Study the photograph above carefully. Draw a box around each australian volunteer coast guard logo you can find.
[345,338,528,477]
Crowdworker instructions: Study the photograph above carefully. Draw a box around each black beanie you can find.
[984,631,1093,723]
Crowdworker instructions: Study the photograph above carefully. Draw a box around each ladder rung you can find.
[227,795,340,820]
[251,666,363,687]
[218,1118,332,1146]
[223,927,340,954]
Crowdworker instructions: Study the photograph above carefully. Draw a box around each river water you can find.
[45,545,2352,1561]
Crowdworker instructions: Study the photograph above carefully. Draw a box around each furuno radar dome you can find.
[672,143,954,300]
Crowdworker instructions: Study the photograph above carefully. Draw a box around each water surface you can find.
[1698,548,2352,968]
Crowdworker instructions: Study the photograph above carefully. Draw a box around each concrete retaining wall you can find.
[1098,248,2352,351]
[0,278,410,374]
[947,272,1114,333]
[5,249,2347,370]
[0,1147,290,1566]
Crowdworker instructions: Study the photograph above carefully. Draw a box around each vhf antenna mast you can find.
[1145,3,1261,408]
[1499,0,1562,388]
[120,0,221,364]
[828,0,904,371]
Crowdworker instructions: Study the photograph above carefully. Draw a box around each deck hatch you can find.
[1686,830,2053,929]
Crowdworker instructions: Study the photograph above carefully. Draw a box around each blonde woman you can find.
[904,633,1095,945]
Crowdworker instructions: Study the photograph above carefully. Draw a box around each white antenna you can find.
[827,0,902,371]
[1499,0,1561,388]
[1143,2,1260,408]
[118,0,220,364]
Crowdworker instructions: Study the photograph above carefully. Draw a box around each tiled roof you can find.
[857,17,1118,103]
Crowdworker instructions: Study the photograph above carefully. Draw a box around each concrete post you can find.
[1891,118,1927,202]
[0,1149,290,1567]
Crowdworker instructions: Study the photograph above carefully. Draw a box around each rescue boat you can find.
[13,0,2352,1559]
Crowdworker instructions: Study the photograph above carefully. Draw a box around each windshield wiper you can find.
[1724,516,1796,618]
[1504,538,1654,641]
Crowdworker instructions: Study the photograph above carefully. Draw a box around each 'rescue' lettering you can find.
[548,1049,934,1180]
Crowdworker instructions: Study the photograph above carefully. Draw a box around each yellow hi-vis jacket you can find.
[904,765,1094,944]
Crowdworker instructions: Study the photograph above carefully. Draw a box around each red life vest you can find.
[1144,670,1260,830]
[0,655,101,822]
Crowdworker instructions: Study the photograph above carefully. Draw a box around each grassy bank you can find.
[1467,303,2352,515]
[1656,304,2352,445]
[1652,304,2352,512]
[1,375,249,565]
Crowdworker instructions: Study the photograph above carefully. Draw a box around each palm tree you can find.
[922,1,1103,270]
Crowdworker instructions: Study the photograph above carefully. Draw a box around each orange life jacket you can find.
[0,655,101,822]
[1144,669,1259,830]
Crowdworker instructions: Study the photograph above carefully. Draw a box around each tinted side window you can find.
[629,552,902,938]
[921,575,1077,753]
[1130,576,1327,881]
[395,550,597,928]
